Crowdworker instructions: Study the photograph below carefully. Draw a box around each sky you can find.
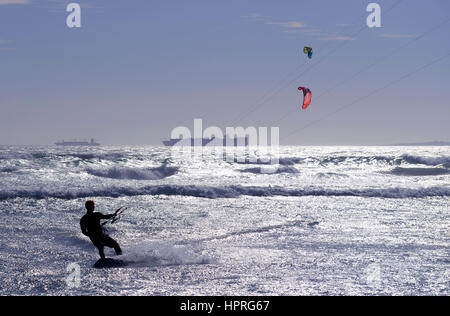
[0,0,449,145]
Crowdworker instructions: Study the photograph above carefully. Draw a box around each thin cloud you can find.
[266,21,305,29]
[0,0,30,4]
[380,33,415,39]
[243,13,305,30]
[322,36,356,41]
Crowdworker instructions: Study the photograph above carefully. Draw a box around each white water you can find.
[0,146,448,295]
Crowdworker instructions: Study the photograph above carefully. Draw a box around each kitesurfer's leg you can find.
[102,235,122,256]
[90,236,106,259]
[97,246,106,259]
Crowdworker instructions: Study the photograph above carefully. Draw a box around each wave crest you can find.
[390,167,450,176]
[240,166,299,174]
[401,154,450,166]
[86,165,178,180]
[1,184,449,201]
[0,166,19,173]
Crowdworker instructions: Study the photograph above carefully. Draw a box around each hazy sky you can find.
[1,0,449,145]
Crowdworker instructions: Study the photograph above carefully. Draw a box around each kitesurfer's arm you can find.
[98,208,121,219]
[80,217,89,236]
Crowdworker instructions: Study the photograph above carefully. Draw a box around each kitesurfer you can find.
[80,200,122,259]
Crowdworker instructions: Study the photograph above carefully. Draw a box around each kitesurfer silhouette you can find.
[80,200,122,259]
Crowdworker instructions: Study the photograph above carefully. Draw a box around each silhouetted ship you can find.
[162,136,249,147]
[55,139,100,146]
[162,138,184,146]
[162,138,215,147]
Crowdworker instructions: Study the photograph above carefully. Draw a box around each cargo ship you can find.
[162,136,249,147]
[55,139,100,146]
[162,137,215,147]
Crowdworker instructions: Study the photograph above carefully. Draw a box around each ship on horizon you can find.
[162,137,215,147]
[162,136,249,147]
[55,138,100,147]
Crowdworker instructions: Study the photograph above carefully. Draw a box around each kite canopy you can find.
[298,87,312,109]
[303,46,313,59]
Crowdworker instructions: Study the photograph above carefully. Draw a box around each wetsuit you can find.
[80,212,122,259]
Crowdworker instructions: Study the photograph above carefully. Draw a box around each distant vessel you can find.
[162,138,183,146]
[55,138,100,146]
[162,136,249,147]
[162,137,216,147]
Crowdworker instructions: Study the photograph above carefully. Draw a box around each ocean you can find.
[0,145,448,295]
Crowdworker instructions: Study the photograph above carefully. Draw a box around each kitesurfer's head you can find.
[85,200,95,213]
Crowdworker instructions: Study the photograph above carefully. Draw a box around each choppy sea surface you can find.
[0,145,448,296]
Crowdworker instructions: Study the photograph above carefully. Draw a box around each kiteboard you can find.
[93,258,128,269]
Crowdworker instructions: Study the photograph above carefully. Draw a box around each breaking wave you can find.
[278,157,305,165]
[314,154,450,167]
[317,155,396,165]
[62,152,128,161]
[234,154,450,168]
[2,148,448,169]
[234,157,305,166]
[240,166,299,174]
[315,172,349,178]
[400,154,450,167]
[1,184,449,201]
[86,164,178,180]
[0,166,19,173]
[390,167,450,176]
